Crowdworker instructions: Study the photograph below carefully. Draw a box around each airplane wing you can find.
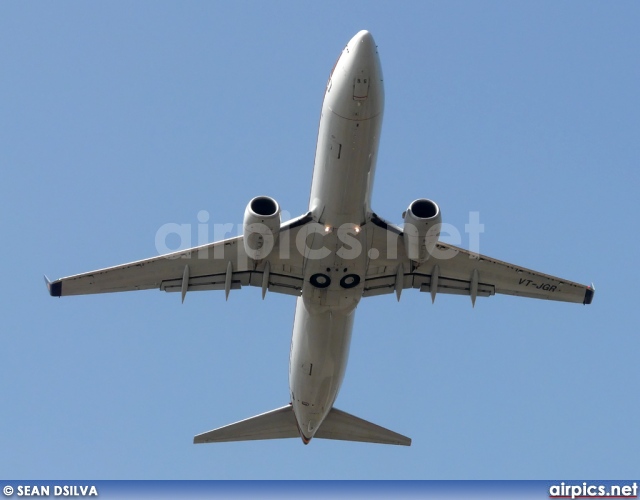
[45,213,314,299]
[363,214,595,305]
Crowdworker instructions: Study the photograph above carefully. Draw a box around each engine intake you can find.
[243,196,281,260]
[403,198,441,262]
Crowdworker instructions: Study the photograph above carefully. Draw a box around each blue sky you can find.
[1,1,638,479]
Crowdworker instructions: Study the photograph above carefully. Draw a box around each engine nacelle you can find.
[403,198,442,262]
[243,196,281,260]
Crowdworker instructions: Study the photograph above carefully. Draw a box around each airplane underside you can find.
[46,30,594,447]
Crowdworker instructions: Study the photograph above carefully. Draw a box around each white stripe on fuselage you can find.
[289,31,384,442]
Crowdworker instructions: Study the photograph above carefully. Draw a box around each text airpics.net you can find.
[549,482,638,499]
[154,209,485,261]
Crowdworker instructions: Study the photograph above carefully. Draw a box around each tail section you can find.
[317,407,411,446]
[193,405,298,443]
[193,405,411,446]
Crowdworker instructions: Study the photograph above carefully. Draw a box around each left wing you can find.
[363,214,594,305]
[46,213,314,299]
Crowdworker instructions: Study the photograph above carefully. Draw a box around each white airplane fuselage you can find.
[289,31,384,443]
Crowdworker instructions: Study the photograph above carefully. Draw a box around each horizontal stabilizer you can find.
[193,404,411,446]
[317,407,411,446]
[194,405,298,443]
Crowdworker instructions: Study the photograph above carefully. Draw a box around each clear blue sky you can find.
[1,1,638,479]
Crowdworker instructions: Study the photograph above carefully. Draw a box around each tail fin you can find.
[317,407,411,446]
[193,405,298,443]
[193,405,411,446]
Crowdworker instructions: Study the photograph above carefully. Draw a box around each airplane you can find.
[45,30,594,446]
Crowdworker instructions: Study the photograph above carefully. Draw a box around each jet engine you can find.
[243,196,281,260]
[403,198,442,262]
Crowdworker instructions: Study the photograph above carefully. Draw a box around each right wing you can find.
[363,214,594,305]
[46,213,314,299]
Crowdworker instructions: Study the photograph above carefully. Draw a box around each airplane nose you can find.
[351,30,373,44]
[324,30,384,120]
[349,30,377,60]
